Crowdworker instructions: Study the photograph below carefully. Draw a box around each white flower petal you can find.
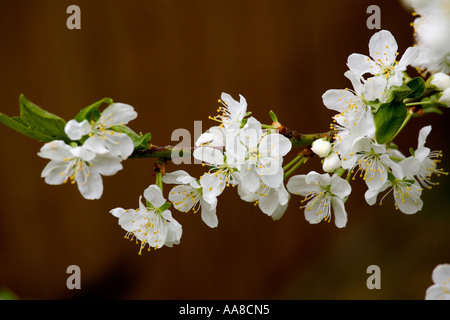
[162,170,196,185]
[347,53,377,76]
[304,197,326,225]
[330,175,351,199]
[330,197,348,228]
[110,207,126,218]
[322,89,357,112]
[432,264,450,285]
[287,175,314,196]
[91,154,123,176]
[426,284,450,300]
[100,103,138,127]
[239,166,261,193]
[76,169,103,200]
[41,161,69,185]
[102,131,135,159]
[305,171,331,187]
[200,172,226,198]
[70,146,97,162]
[143,185,166,208]
[200,198,218,228]
[82,135,109,155]
[364,181,390,206]
[417,125,432,150]
[260,165,284,189]
[38,140,73,161]
[399,156,421,177]
[396,46,420,71]
[369,30,398,65]
[161,210,183,246]
[270,197,289,221]
[65,119,91,141]
[394,183,423,214]
[193,146,224,166]
[258,188,279,216]
[168,185,197,213]
[117,209,139,232]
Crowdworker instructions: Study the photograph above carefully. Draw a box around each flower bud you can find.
[311,139,332,158]
[439,88,450,107]
[430,73,450,91]
[322,152,341,173]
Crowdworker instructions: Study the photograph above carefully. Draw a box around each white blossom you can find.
[163,170,219,228]
[227,117,292,192]
[65,103,137,159]
[38,140,123,200]
[347,30,419,89]
[110,185,182,254]
[209,92,247,130]
[410,125,446,189]
[287,171,351,228]
[364,157,424,214]
[238,177,290,220]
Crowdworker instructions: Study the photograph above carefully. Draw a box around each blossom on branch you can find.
[65,103,137,159]
[38,140,123,200]
[287,171,351,228]
[110,185,182,254]
[163,170,219,228]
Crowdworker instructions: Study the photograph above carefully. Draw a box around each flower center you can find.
[61,157,91,185]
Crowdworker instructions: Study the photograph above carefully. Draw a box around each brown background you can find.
[0,0,449,300]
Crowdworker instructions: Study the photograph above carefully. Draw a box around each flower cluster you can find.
[315,29,447,217]
[38,103,137,199]
[165,93,293,226]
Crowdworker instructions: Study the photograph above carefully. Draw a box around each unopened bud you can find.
[430,73,450,91]
[323,152,342,173]
[439,88,450,107]
[311,139,332,158]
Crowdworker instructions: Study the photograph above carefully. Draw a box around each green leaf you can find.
[134,132,152,149]
[110,125,151,149]
[374,100,407,144]
[19,94,69,142]
[74,98,113,122]
[269,110,278,123]
[422,106,443,115]
[0,113,56,141]
[405,77,426,99]
[384,85,412,104]
[368,99,383,113]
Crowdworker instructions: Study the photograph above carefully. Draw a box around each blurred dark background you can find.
[0,0,449,300]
